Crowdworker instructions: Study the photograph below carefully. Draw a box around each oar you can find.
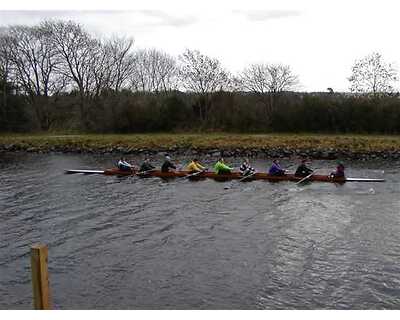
[224,171,256,190]
[238,171,257,182]
[295,169,317,185]
[278,163,295,174]
[137,168,157,175]
[180,169,207,180]
[284,164,294,171]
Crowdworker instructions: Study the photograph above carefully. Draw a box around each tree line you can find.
[0,20,399,133]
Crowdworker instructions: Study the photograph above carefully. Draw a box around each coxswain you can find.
[214,158,233,174]
[330,162,345,178]
[268,159,285,176]
[117,157,135,172]
[239,158,255,176]
[186,158,206,173]
[295,159,313,177]
[139,157,155,173]
[161,155,177,173]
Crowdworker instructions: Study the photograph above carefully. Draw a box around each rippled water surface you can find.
[1,152,400,309]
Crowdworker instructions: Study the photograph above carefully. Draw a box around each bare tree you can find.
[93,37,136,129]
[348,52,398,97]
[238,63,298,123]
[90,39,113,98]
[239,63,298,93]
[131,48,177,92]
[4,25,66,130]
[178,49,229,121]
[42,20,100,128]
[106,36,135,92]
[155,50,178,92]
[0,30,13,119]
[0,29,12,84]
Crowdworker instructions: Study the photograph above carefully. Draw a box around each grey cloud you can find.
[234,9,302,21]
[0,11,107,27]
[0,11,64,26]
[0,10,197,29]
[136,10,198,28]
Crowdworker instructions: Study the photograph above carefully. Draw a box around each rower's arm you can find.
[224,164,233,170]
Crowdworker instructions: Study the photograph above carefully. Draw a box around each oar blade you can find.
[295,172,315,185]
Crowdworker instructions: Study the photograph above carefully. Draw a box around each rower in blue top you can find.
[268,159,286,176]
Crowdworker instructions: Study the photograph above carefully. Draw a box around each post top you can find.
[31,244,48,250]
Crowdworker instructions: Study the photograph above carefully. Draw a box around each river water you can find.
[0,152,400,309]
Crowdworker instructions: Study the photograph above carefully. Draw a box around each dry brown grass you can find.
[1,133,400,152]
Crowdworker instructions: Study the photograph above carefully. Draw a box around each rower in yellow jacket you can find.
[187,158,206,173]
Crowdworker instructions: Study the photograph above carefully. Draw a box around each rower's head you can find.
[244,158,249,163]
[301,158,307,163]
[193,158,198,163]
[219,157,224,163]
[338,162,344,169]
[165,155,171,161]
[273,159,279,164]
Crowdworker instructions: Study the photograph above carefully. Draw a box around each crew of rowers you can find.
[117,156,345,178]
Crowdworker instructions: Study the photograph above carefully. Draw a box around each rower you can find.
[214,158,233,174]
[117,157,135,172]
[139,157,155,172]
[330,162,345,178]
[295,159,313,177]
[186,158,206,173]
[239,158,255,176]
[161,155,177,173]
[268,159,285,176]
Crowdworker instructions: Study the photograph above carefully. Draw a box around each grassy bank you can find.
[1,133,400,153]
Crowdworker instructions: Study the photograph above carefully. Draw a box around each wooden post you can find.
[31,244,52,310]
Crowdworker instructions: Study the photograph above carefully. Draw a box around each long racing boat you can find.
[65,168,385,183]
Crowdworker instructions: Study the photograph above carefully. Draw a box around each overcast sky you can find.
[1,0,399,92]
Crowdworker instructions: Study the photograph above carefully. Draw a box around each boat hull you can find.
[102,168,351,183]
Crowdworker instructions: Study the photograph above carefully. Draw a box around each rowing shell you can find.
[65,169,105,174]
[65,169,385,183]
[344,177,385,182]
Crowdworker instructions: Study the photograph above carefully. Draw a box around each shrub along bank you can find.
[1,133,400,160]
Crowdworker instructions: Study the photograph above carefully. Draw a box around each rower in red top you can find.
[330,162,345,178]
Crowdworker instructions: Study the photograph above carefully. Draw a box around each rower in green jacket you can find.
[214,158,233,174]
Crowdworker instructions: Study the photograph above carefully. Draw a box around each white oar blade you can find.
[65,169,105,174]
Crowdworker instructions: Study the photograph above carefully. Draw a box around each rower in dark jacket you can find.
[295,159,313,177]
[139,158,155,172]
[161,155,177,172]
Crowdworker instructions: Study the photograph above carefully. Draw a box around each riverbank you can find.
[1,133,400,160]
